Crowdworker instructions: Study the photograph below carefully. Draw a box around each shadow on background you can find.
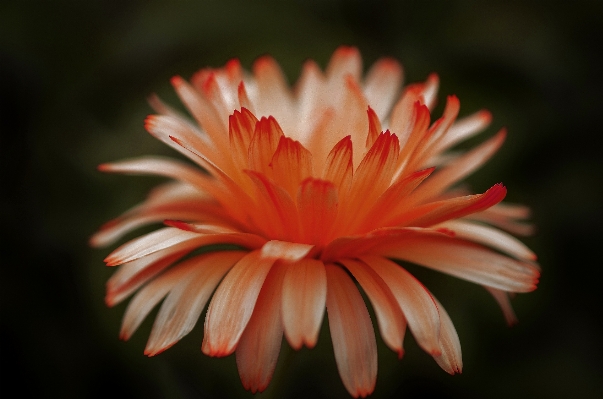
[1,0,602,398]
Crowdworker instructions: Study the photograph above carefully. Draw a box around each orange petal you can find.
[281,258,327,349]
[236,263,287,393]
[362,167,434,230]
[270,136,313,196]
[248,116,285,176]
[244,170,299,241]
[339,259,406,357]
[145,251,245,356]
[170,76,229,152]
[389,83,431,147]
[341,131,400,233]
[363,58,403,120]
[322,135,353,196]
[365,106,382,149]
[361,255,442,355]
[229,107,258,169]
[325,264,377,398]
[411,128,506,202]
[297,178,338,246]
[202,250,277,357]
[377,234,540,292]
[396,183,507,228]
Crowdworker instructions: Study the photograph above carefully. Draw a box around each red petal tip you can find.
[170,75,183,86]
[164,220,194,231]
[169,135,182,144]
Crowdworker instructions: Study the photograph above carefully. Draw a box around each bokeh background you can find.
[2,0,602,398]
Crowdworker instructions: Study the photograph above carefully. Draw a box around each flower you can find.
[92,46,539,397]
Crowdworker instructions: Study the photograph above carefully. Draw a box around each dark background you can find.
[1,0,602,398]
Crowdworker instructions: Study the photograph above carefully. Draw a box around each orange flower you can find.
[92,46,539,397]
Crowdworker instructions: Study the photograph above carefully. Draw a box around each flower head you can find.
[93,46,539,397]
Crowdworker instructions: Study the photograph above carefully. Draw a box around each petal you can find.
[339,259,406,357]
[322,135,353,196]
[236,264,287,393]
[119,255,200,340]
[91,197,227,248]
[252,56,293,122]
[170,75,229,151]
[434,109,492,154]
[145,251,246,356]
[248,116,285,176]
[363,167,434,229]
[363,58,403,120]
[437,219,537,260]
[337,76,370,169]
[325,264,377,398]
[411,128,506,202]
[104,227,205,266]
[467,202,535,236]
[270,136,313,197]
[297,178,338,246]
[244,170,299,241]
[377,234,540,292]
[98,155,214,194]
[341,131,400,233]
[326,46,362,83]
[229,107,258,170]
[431,296,463,374]
[260,240,315,262]
[484,286,518,326]
[365,106,382,149]
[164,220,267,249]
[281,258,327,349]
[107,248,189,307]
[361,255,441,355]
[395,183,507,228]
[202,250,277,357]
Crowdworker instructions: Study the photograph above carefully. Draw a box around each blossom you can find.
[92,46,539,397]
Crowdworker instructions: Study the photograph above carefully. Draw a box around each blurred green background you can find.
[1,0,602,398]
